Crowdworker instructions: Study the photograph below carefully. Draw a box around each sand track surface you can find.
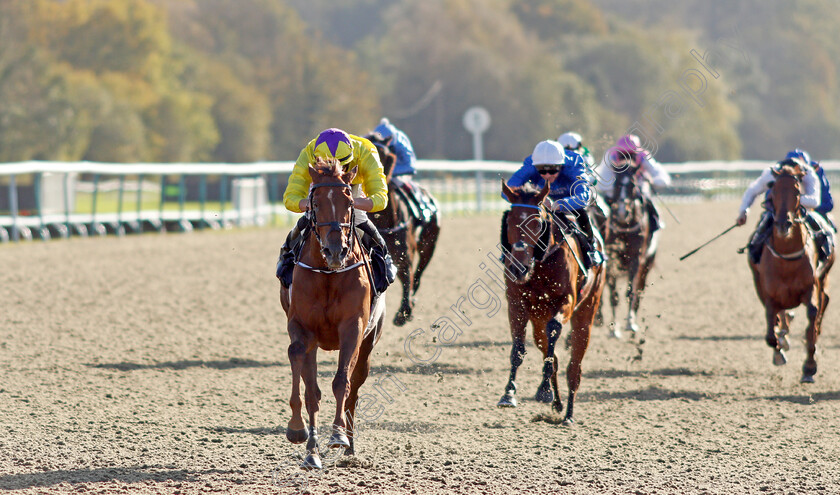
[2,200,840,494]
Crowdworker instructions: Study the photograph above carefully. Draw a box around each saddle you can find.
[391,177,436,224]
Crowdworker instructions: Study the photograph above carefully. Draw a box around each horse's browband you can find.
[310,182,351,190]
[509,203,542,211]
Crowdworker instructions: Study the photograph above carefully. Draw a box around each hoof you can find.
[300,453,322,470]
[802,362,817,381]
[393,311,411,327]
[552,400,563,414]
[608,327,622,339]
[497,393,517,408]
[534,386,553,404]
[773,349,787,366]
[286,428,309,444]
[561,416,575,427]
[328,429,351,449]
[626,322,640,335]
[344,446,355,456]
[777,332,790,351]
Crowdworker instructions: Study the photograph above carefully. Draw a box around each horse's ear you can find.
[308,163,319,180]
[342,165,358,184]
[502,180,516,202]
[537,182,550,202]
[771,167,781,178]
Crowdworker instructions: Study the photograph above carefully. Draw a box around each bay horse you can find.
[366,137,440,326]
[749,161,834,382]
[279,157,386,469]
[597,164,657,338]
[497,181,606,425]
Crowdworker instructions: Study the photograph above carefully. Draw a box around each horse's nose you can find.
[507,261,528,281]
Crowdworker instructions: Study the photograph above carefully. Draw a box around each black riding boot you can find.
[746,210,773,264]
[276,214,310,287]
[646,198,662,232]
[356,218,397,293]
[576,211,604,268]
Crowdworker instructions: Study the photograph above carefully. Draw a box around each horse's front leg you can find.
[801,289,821,382]
[330,319,363,449]
[624,255,642,336]
[542,318,563,413]
[300,346,323,469]
[764,302,786,366]
[498,305,527,408]
[606,265,620,338]
[393,231,415,326]
[286,321,309,445]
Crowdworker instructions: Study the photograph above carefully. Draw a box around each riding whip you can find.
[679,224,739,261]
[643,176,681,225]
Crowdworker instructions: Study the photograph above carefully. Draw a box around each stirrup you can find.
[586,250,605,267]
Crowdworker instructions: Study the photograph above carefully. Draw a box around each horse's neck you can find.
[772,222,808,252]
[300,231,362,268]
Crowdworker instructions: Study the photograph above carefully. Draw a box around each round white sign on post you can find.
[463,106,491,134]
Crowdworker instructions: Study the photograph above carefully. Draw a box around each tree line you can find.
[1,0,837,164]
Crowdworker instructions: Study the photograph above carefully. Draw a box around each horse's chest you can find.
[761,263,816,306]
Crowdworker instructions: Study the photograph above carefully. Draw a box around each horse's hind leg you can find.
[802,290,822,383]
[412,217,440,295]
[498,310,527,408]
[393,239,415,326]
[343,327,378,456]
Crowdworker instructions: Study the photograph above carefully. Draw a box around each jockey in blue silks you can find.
[784,149,835,228]
[371,118,434,222]
[502,140,604,267]
[736,148,833,263]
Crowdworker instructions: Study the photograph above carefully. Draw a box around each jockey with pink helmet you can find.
[594,134,672,233]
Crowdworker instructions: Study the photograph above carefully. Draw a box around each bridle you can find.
[299,182,364,273]
[767,171,808,260]
[608,174,643,233]
[508,203,551,259]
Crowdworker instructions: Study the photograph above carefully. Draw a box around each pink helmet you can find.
[615,134,642,154]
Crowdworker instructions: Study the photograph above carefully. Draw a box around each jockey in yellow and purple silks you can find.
[277,128,395,292]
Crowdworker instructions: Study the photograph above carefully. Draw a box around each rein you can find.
[300,182,364,274]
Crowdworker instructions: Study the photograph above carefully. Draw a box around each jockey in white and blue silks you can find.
[372,118,434,222]
[502,140,603,267]
[736,150,833,263]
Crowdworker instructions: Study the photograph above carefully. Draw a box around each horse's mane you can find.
[507,183,543,203]
[311,156,344,178]
[775,159,804,177]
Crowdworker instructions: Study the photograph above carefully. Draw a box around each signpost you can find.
[463,107,491,212]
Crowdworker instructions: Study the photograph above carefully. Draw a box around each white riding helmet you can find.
[558,132,582,150]
[531,140,566,166]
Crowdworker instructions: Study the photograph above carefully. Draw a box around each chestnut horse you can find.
[597,165,657,338]
[497,182,606,425]
[280,157,386,469]
[366,138,440,326]
[749,162,834,382]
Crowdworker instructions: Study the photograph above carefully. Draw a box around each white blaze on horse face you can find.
[327,189,338,218]
[617,179,628,219]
